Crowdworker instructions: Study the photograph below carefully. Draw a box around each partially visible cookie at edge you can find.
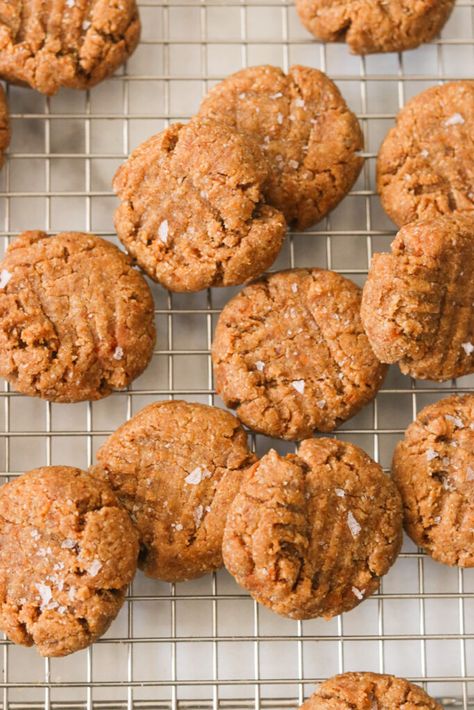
[222,440,403,620]
[300,672,443,709]
[0,466,138,656]
[393,394,474,567]
[0,83,9,167]
[91,400,256,582]
[113,118,286,292]
[0,0,141,95]
[198,64,363,230]
[377,81,474,227]
[361,215,474,381]
[212,268,387,441]
[0,231,156,402]
[295,0,454,55]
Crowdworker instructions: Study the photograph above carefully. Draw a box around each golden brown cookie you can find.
[0,83,9,167]
[378,81,474,227]
[113,118,286,292]
[0,0,140,95]
[301,672,442,709]
[223,440,403,620]
[361,216,474,381]
[0,230,156,402]
[0,466,138,657]
[212,268,387,441]
[296,0,454,55]
[198,65,363,230]
[91,400,256,582]
[393,394,474,567]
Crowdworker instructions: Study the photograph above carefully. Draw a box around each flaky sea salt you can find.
[194,505,204,527]
[291,379,305,394]
[351,586,364,600]
[277,113,283,125]
[61,539,76,549]
[291,283,298,293]
[174,523,183,531]
[317,399,326,409]
[445,414,464,428]
[444,113,465,127]
[420,148,429,158]
[65,0,75,6]
[82,20,91,30]
[462,341,474,355]
[347,511,361,538]
[185,466,211,485]
[255,360,265,372]
[88,560,102,577]
[295,98,305,108]
[158,220,169,244]
[288,159,299,169]
[426,448,439,461]
[335,488,345,498]
[113,346,124,360]
[35,583,52,610]
[0,269,11,289]
[467,466,474,481]
[31,529,40,540]
[271,92,283,99]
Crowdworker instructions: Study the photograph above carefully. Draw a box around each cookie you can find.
[198,64,363,230]
[212,268,387,441]
[0,83,9,167]
[0,230,156,402]
[295,0,454,55]
[0,0,140,95]
[393,394,474,567]
[0,466,138,656]
[300,672,442,709]
[113,118,286,292]
[91,400,256,582]
[378,81,474,227]
[361,216,474,381]
[222,440,402,620]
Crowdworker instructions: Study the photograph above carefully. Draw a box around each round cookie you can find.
[300,672,442,709]
[378,81,474,227]
[0,0,140,95]
[0,466,138,657]
[393,394,474,567]
[198,65,363,230]
[0,230,156,402]
[113,118,286,293]
[212,268,387,441]
[0,84,9,168]
[295,0,454,55]
[361,215,474,381]
[223,440,403,620]
[91,400,256,582]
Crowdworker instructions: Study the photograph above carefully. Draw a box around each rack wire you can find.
[0,0,474,708]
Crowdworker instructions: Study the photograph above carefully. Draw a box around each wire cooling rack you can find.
[0,0,474,708]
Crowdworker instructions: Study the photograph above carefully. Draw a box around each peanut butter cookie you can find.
[223,440,402,620]
[0,466,138,656]
[92,400,256,582]
[393,394,474,567]
[301,672,442,709]
[378,81,474,227]
[198,65,363,230]
[0,231,156,402]
[113,118,286,292]
[361,216,474,381]
[0,83,9,167]
[296,0,454,55]
[212,268,387,441]
[0,0,140,95]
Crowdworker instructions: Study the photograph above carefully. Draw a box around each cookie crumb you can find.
[291,379,305,394]
[444,112,465,126]
[347,511,361,538]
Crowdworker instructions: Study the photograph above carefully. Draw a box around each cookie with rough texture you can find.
[296,0,454,55]
[113,118,286,292]
[378,81,474,227]
[91,400,256,582]
[0,231,156,402]
[361,216,474,381]
[0,0,140,95]
[198,65,363,230]
[0,466,138,657]
[393,394,474,567]
[223,440,402,619]
[301,672,442,709]
[212,268,387,441]
[0,83,9,167]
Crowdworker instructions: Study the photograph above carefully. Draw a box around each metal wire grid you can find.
[0,0,473,708]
